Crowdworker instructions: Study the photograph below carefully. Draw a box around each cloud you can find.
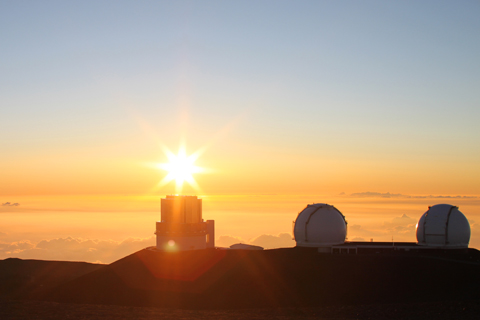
[1,233,294,262]
[470,220,478,230]
[346,224,382,240]
[351,237,365,241]
[349,192,478,199]
[0,240,35,254]
[346,215,418,242]
[0,237,155,264]
[383,214,416,228]
[1,202,20,206]
[216,235,246,248]
[381,214,417,237]
[216,233,296,249]
[350,192,405,198]
[249,233,295,249]
[422,195,478,199]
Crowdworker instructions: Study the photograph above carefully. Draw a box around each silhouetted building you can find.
[293,203,471,254]
[155,195,214,251]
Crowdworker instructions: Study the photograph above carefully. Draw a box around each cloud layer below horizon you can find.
[346,192,478,199]
[0,233,297,264]
[1,212,478,263]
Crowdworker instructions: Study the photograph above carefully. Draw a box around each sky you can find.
[1,1,480,263]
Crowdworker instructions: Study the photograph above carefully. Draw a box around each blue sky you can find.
[1,0,480,195]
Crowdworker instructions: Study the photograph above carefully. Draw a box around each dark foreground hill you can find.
[0,258,103,300]
[46,247,480,309]
[1,247,479,319]
[1,299,480,320]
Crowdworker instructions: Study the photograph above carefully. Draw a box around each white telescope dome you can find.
[416,204,470,248]
[294,203,347,247]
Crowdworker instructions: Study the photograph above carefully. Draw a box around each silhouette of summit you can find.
[37,247,480,309]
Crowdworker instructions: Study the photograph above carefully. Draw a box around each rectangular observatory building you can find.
[156,195,215,251]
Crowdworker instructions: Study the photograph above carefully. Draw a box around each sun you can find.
[157,146,204,192]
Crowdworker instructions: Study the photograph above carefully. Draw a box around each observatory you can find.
[416,204,470,248]
[293,203,471,254]
[155,195,215,251]
[293,203,347,251]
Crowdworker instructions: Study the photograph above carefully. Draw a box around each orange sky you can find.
[1,121,479,263]
[1,193,479,263]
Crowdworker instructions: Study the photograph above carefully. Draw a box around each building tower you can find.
[156,195,215,251]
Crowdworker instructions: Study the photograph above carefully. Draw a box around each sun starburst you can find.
[157,146,204,192]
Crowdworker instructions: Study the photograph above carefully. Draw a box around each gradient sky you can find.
[1,1,479,262]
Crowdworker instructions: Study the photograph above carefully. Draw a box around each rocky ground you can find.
[1,299,479,320]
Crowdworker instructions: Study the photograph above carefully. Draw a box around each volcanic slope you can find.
[46,247,480,309]
[0,258,104,300]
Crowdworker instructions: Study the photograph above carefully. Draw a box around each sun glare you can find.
[157,146,204,192]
